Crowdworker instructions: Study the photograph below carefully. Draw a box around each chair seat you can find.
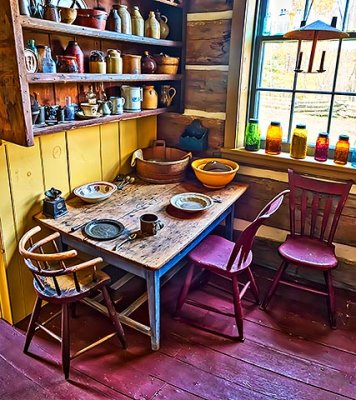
[34,267,111,303]
[188,235,253,275]
[278,235,338,270]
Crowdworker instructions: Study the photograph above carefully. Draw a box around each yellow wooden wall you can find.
[0,117,156,324]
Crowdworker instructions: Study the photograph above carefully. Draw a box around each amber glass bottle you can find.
[334,135,350,165]
[314,132,329,162]
[290,124,308,159]
[265,121,283,155]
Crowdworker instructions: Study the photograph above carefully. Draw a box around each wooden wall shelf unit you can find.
[1,0,187,147]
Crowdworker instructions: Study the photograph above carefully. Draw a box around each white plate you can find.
[170,192,213,213]
[73,181,117,203]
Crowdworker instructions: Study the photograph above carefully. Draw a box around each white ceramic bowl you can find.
[170,192,213,213]
[73,181,117,204]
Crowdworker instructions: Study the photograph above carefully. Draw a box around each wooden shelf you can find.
[19,16,183,48]
[27,73,182,84]
[154,0,184,8]
[33,107,176,136]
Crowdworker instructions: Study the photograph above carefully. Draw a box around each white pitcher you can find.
[121,85,143,112]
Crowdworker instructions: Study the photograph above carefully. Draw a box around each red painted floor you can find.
[1,265,355,400]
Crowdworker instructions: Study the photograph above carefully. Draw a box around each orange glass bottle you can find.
[334,135,350,165]
[265,121,283,155]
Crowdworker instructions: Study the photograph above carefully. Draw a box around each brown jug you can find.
[141,51,157,74]
[160,85,177,107]
[43,0,61,22]
[155,10,169,40]
[142,85,158,110]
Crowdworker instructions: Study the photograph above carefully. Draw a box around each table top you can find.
[35,180,248,270]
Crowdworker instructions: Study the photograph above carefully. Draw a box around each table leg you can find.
[146,270,160,351]
[225,204,235,241]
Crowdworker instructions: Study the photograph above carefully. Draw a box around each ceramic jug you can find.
[106,8,121,32]
[145,11,160,39]
[106,49,122,74]
[142,86,158,110]
[121,86,143,112]
[155,10,169,39]
[141,51,157,74]
[64,41,84,73]
[43,0,61,22]
[98,100,112,116]
[110,97,125,115]
[118,5,132,34]
[131,6,144,36]
[160,85,177,107]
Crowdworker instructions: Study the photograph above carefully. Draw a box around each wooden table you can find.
[35,180,248,350]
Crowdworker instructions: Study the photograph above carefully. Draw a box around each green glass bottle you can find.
[26,39,38,58]
[244,118,261,151]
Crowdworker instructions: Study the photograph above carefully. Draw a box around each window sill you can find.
[221,148,356,181]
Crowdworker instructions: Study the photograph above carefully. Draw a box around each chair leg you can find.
[61,304,70,380]
[176,263,195,314]
[231,275,244,342]
[324,271,337,329]
[101,286,127,349]
[24,297,42,354]
[246,267,260,305]
[261,261,288,310]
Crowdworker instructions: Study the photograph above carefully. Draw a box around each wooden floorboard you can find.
[1,265,355,400]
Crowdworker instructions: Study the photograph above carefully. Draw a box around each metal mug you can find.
[110,96,125,115]
[140,214,164,236]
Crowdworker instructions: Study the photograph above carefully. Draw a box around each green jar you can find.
[244,118,261,151]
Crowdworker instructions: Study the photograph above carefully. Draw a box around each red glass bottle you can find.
[334,134,350,165]
[314,132,329,162]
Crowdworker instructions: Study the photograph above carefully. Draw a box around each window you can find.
[249,0,356,147]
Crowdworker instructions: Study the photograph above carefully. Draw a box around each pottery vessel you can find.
[121,86,143,112]
[106,9,121,32]
[56,55,78,73]
[145,11,160,39]
[142,85,158,110]
[141,51,157,74]
[110,97,125,115]
[155,10,169,39]
[160,85,177,107]
[64,41,84,73]
[80,103,99,116]
[43,0,61,22]
[75,9,108,30]
[154,54,180,74]
[122,54,141,74]
[106,49,122,74]
[98,100,112,116]
[131,6,144,36]
[89,50,106,73]
[59,7,77,24]
[118,5,132,34]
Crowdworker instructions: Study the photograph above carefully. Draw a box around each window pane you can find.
[292,93,331,144]
[330,95,356,145]
[260,41,298,89]
[345,0,356,31]
[263,0,305,35]
[256,91,292,139]
[307,0,346,30]
[296,40,339,91]
[335,40,356,92]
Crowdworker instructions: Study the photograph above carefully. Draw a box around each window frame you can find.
[248,0,356,144]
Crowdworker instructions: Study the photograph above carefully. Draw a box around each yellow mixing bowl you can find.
[191,158,239,189]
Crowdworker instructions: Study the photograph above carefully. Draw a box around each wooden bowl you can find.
[73,181,117,203]
[59,7,77,24]
[191,158,239,189]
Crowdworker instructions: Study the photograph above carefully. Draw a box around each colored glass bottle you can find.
[334,135,350,165]
[26,39,38,58]
[314,132,329,162]
[42,47,56,73]
[265,121,283,155]
[351,140,356,168]
[290,124,308,159]
[244,118,261,151]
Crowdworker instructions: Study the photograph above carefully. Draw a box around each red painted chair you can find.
[176,190,289,341]
[262,169,352,328]
[19,226,127,380]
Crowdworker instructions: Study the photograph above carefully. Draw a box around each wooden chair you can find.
[176,190,289,341]
[19,226,127,380]
[262,169,352,328]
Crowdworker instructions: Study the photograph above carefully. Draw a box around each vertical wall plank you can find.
[119,119,138,174]
[66,127,102,190]
[100,122,120,181]
[0,144,15,323]
[39,132,70,197]
[137,116,157,149]
[6,138,44,318]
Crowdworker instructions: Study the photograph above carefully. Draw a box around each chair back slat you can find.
[52,276,62,296]
[226,190,289,271]
[288,169,352,245]
[73,272,81,292]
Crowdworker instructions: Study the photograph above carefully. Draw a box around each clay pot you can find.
[89,51,106,73]
[106,49,122,74]
[141,51,157,74]
[155,10,170,39]
[59,7,77,24]
[64,41,84,73]
[122,54,141,74]
[106,9,121,32]
[145,11,160,39]
[154,54,180,74]
[142,85,158,109]
[75,9,108,31]
[118,5,132,34]
[56,55,78,73]
[131,6,144,36]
